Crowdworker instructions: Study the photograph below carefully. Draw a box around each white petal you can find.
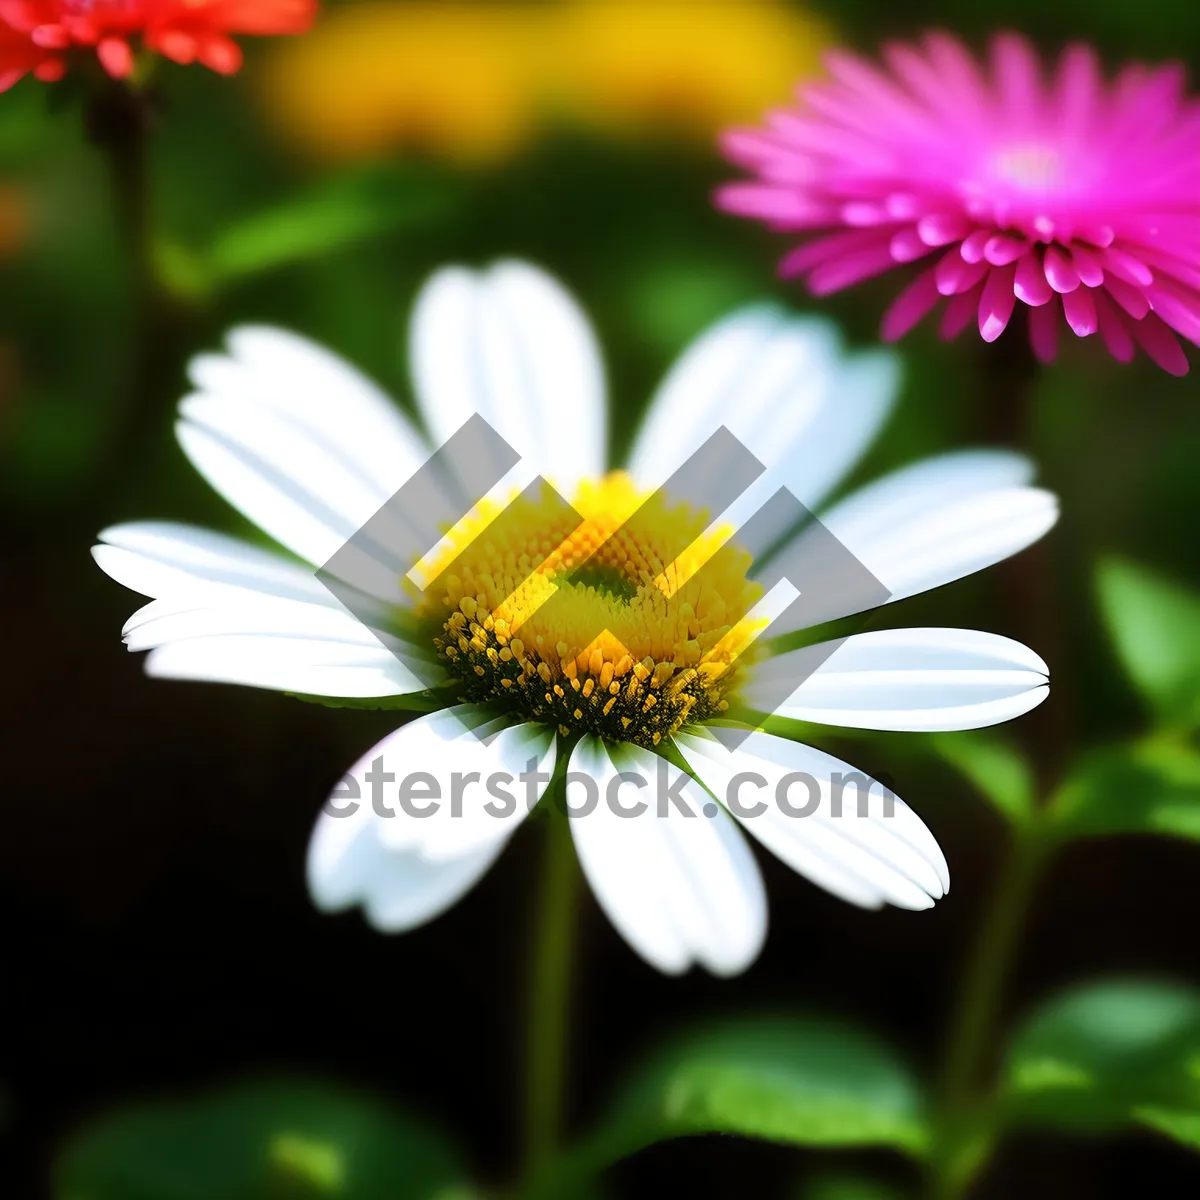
[410,261,606,495]
[805,451,1055,610]
[845,486,1059,605]
[121,599,177,634]
[360,708,557,861]
[360,845,507,932]
[566,737,766,976]
[677,730,947,911]
[307,801,505,933]
[120,594,402,654]
[96,522,335,606]
[190,325,428,498]
[175,419,414,604]
[181,328,433,579]
[627,306,897,517]
[746,628,1049,731]
[816,451,1036,543]
[93,523,424,690]
[768,480,1058,632]
[145,634,427,697]
[307,707,556,932]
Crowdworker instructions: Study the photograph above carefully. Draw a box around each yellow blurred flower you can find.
[552,0,832,138]
[259,0,833,164]
[259,3,546,165]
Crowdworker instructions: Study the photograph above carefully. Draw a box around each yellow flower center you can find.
[414,472,766,746]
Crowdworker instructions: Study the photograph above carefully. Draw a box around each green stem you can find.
[521,807,581,1184]
[84,74,192,496]
[928,820,1055,1199]
[924,331,1074,1198]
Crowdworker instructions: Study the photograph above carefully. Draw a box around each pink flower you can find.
[717,32,1200,375]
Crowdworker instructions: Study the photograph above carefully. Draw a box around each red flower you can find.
[0,0,316,90]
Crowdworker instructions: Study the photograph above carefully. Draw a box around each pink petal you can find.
[1014,251,1054,306]
[1055,43,1102,132]
[978,263,1018,342]
[985,235,1029,266]
[918,212,971,247]
[1103,276,1151,320]
[1109,63,1186,141]
[935,249,989,296]
[991,32,1043,120]
[882,40,983,130]
[841,201,893,226]
[721,129,792,167]
[960,229,992,263]
[1094,293,1136,363]
[890,227,930,263]
[881,268,941,341]
[1129,313,1190,376]
[825,48,915,111]
[714,183,825,225]
[1101,247,1154,288]
[1062,287,1099,337]
[925,31,991,115]
[885,193,921,220]
[778,229,889,275]
[941,283,983,340]
[1134,249,1200,292]
[1044,245,1081,294]
[1076,224,1115,249]
[1070,245,1106,288]
[1146,281,1200,345]
[807,244,899,295]
[1028,300,1061,363]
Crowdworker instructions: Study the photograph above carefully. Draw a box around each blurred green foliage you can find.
[55,1079,467,1200]
[1005,979,1200,1142]
[1096,559,1200,732]
[591,1016,929,1160]
[3,1,1200,1198]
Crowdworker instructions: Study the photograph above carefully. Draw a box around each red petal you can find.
[197,34,243,75]
[97,37,133,79]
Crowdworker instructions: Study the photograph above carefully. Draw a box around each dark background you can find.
[4,1,1200,1195]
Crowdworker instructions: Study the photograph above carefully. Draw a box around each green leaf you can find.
[1005,979,1200,1133]
[797,1171,910,1200]
[205,167,459,286]
[1050,739,1200,842]
[584,1017,930,1170]
[931,732,1035,826]
[1096,557,1200,727]
[55,1078,466,1200]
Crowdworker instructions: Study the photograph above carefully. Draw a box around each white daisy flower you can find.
[93,260,1056,977]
